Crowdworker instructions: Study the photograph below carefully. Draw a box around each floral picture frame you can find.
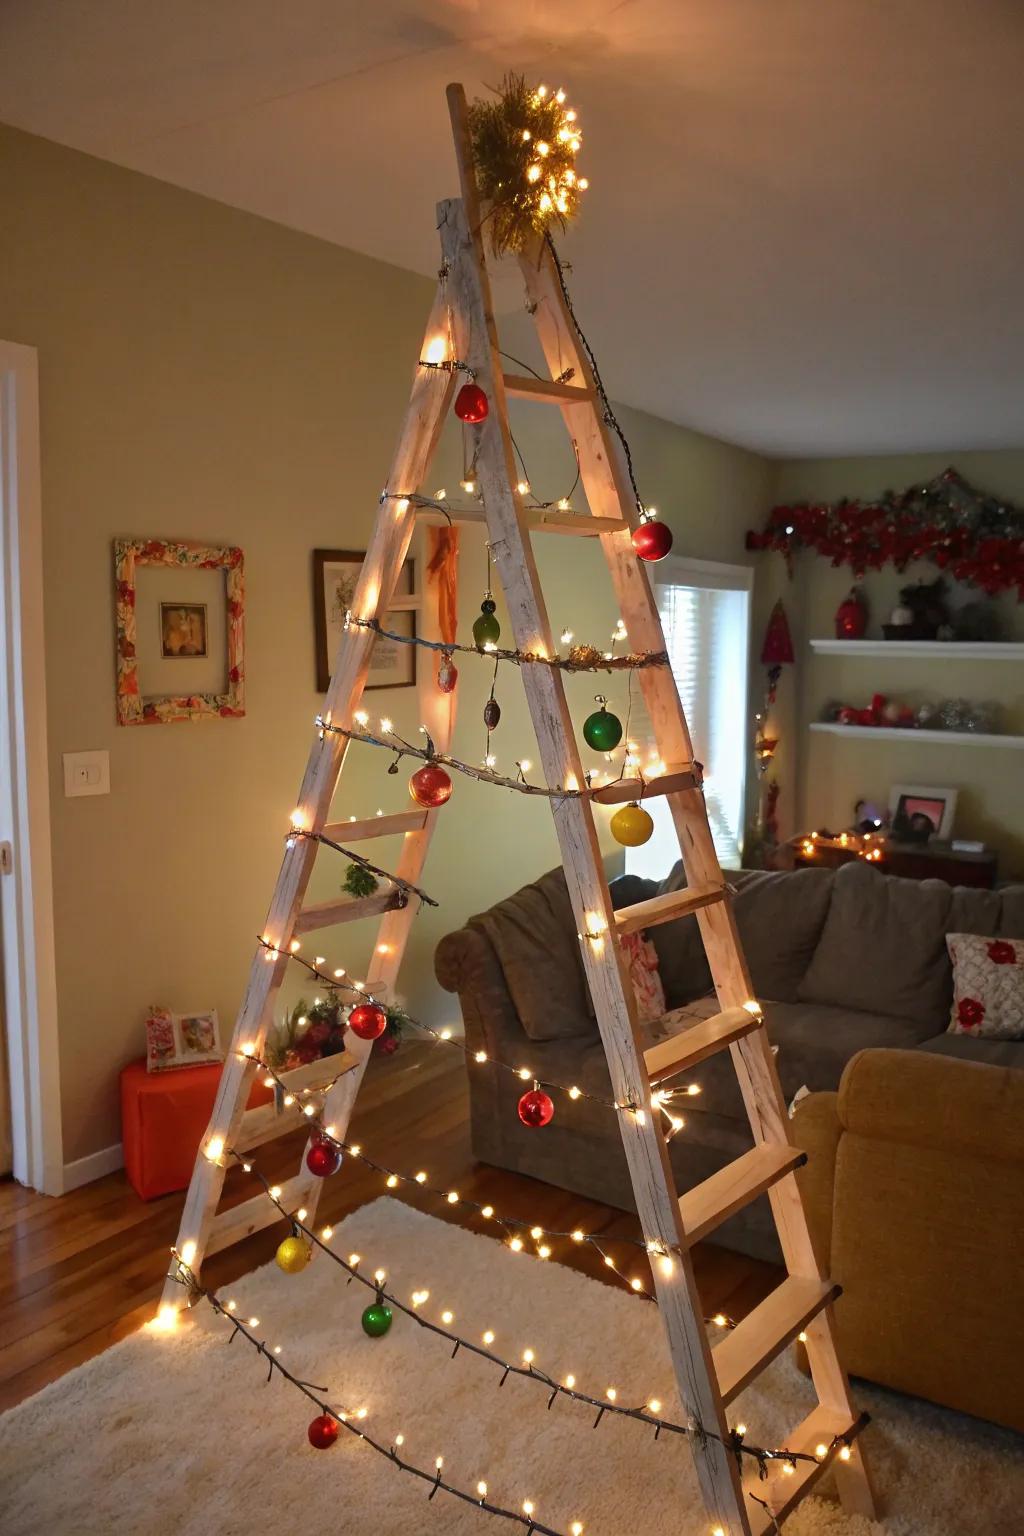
[114,538,245,725]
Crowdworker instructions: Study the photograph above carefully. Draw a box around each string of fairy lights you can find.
[170,1154,861,1490]
[253,933,715,1134]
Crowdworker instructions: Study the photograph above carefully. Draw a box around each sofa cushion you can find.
[996,886,1024,937]
[470,867,596,1042]
[733,867,835,1002]
[916,1032,1024,1072]
[645,997,938,1122]
[798,860,953,1028]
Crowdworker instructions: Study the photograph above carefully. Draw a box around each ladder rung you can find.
[744,1407,870,1534]
[293,889,403,934]
[713,1277,840,1406]
[414,504,626,537]
[643,1006,760,1085]
[503,371,594,403]
[614,883,726,936]
[322,810,428,843]
[678,1143,806,1248]
[206,1173,310,1256]
[236,1055,359,1152]
[591,766,700,805]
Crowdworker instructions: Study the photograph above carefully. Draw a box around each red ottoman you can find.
[120,1057,273,1200]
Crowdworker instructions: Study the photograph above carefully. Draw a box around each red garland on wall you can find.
[746,467,1024,598]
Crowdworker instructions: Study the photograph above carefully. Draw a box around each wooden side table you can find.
[793,840,997,888]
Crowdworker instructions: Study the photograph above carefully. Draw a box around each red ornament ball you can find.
[454,382,489,424]
[348,1002,388,1040]
[308,1413,339,1450]
[305,1138,341,1178]
[410,762,453,808]
[517,1088,555,1128]
[631,519,673,562]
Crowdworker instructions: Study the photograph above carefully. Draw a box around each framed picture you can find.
[145,1006,223,1073]
[114,539,244,725]
[889,783,958,842]
[313,549,416,693]
[160,602,208,658]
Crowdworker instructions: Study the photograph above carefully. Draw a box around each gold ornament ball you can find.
[275,1235,312,1274]
[610,802,654,847]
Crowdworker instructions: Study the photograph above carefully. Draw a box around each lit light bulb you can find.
[460,479,476,494]
[482,1329,495,1345]
[474,1050,488,1063]
[415,1171,427,1184]
[354,709,369,726]
[204,1136,224,1162]
[522,1348,535,1363]
[516,480,530,495]
[815,1443,829,1461]
[565,1374,576,1389]
[509,1237,524,1252]
[527,164,542,184]
[424,336,447,365]
[441,1310,454,1325]
[481,1205,494,1219]
[648,1398,661,1414]
[560,627,574,645]
[477,1481,488,1498]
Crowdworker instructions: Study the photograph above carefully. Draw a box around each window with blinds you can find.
[624,561,752,879]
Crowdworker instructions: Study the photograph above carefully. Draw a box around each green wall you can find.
[0,125,772,1165]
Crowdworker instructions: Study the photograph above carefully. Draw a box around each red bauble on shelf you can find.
[454,382,489,423]
[517,1088,555,1128]
[305,1139,341,1178]
[631,519,673,562]
[834,587,868,639]
[410,762,453,808]
[348,1002,388,1040]
[307,1414,339,1450]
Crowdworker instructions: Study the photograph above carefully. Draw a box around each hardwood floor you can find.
[0,1043,780,1413]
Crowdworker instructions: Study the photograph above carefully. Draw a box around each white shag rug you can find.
[2,1198,1021,1536]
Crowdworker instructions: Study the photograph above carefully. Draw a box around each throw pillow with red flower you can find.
[956,997,985,1031]
[946,932,1024,1040]
[987,940,1017,965]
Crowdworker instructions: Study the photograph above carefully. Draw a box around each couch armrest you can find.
[434,925,525,1060]
[838,1048,1024,1164]
[790,1090,841,1268]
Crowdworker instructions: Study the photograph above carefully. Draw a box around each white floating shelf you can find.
[809,722,1024,749]
[810,639,1024,660]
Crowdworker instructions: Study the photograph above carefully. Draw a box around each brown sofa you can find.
[435,859,1024,1262]
[792,1048,1024,1432]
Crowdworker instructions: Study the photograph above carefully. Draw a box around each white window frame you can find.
[1,340,62,1193]
[651,554,754,867]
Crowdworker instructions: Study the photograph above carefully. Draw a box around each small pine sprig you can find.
[343,862,379,899]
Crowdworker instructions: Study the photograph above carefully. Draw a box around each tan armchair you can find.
[792,1048,1024,1433]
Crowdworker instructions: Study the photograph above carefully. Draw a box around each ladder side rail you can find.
[443,90,750,1533]
[163,286,456,1305]
[517,229,875,1516]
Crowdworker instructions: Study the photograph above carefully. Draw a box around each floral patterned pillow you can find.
[620,931,667,1025]
[946,934,1024,1040]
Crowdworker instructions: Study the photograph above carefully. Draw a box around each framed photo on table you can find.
[313,549,416,693]
[889,783,958,842]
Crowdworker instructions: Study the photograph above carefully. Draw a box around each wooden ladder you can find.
[165,84,875,1536]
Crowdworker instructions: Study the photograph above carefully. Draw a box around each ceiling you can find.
[2,0,1022,457]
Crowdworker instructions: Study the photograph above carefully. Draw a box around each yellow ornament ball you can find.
[610,802,654,847]
[275,1235,312,1274]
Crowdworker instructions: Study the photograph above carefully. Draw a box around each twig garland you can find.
[345,613,668,674]
[286,826,438,908]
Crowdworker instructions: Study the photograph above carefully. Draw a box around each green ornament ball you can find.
[582,705,623,752]
[472,600,501,651]
[361,1301,393,1338]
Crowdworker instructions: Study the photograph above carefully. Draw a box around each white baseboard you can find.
[62,1142,124,1193]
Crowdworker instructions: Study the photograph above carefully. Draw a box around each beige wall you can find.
[0,126,772,1164]
[771,453,1024,873]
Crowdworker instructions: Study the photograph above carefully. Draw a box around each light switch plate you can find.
[63,750,110,798]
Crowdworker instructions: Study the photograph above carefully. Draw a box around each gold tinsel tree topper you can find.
[467,74,588,255]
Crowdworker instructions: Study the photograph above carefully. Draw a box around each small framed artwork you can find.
[889,783,958,843]
[313,548,416,693]
[145,1006,223,1072]
[160,602,208,658]
[114,538,244,724]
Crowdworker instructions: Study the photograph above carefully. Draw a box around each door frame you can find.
[0,340,62,1194]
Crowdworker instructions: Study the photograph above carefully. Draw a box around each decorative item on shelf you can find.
[268,993,347,1072]
[854,800,888,834]
[343,862,379,899]
[409,759,453,808]
[276,1232,312,1274]
[889,783,958,842]
[939,698,1001,734]
[454,381,489,423]
[835,586,868,640]
[305,1137,342,1179]
[145,1006,223,1073]
[467,72,587,256]
[307,1414,339,1450]
[517,1086,555,1128]
[582,696,623,751]
[883,577,950,641]
[746,466,1024,597]
[760,600,795,705]
[610,801,654,847]
[825,692,1003,736]
[631,512,673,563]
[348,1003,388,1041]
